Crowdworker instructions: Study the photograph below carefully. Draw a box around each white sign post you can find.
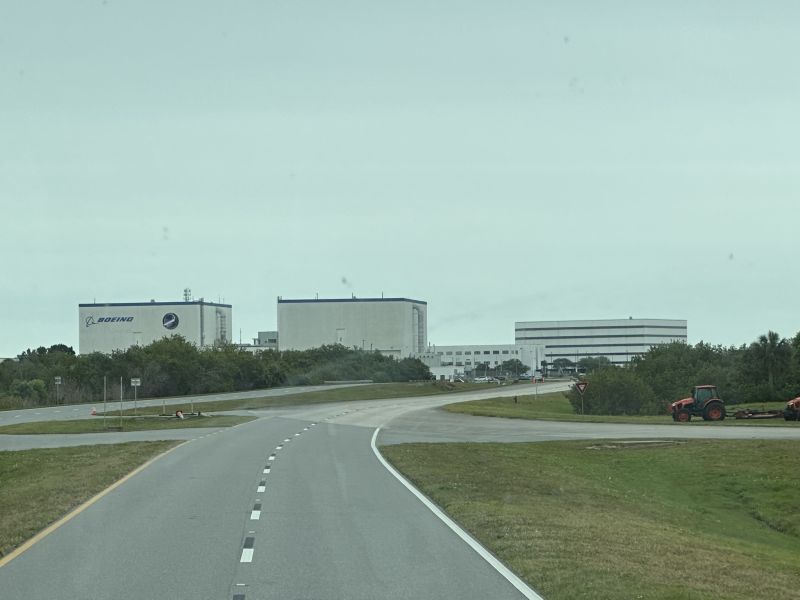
[131,378,141,416]
[54,376,62,405]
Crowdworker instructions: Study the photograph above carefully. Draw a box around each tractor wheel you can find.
[676,409,691,423]
[704,402,726,421]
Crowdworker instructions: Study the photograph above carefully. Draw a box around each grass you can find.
[0,414,254,435]
[0,441,178,558]
[104,381,490,416]
[382,439,800,600]
[444,392,797,426]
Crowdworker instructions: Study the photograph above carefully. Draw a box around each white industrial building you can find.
[236,331,279,354]
[79,300,232,354]
[417,343,546,376]
[514,318,687,366]
[277,297,427,358]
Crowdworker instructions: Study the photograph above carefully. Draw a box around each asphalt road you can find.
[0,416,535,600]
[0,382,366,425]
[3,381,800,600]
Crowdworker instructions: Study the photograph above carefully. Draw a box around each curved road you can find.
[2,382,800,600]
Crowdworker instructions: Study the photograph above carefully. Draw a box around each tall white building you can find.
[79,300,232,354]
[277,297,427,358]
[514,318,687,366]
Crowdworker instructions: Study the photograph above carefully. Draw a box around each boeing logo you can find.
[85,316,134,327]
[162,313,179,330]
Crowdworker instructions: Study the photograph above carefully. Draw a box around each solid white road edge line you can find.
[370,427,545,600]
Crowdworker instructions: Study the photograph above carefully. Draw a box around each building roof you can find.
[277,297,426,305]
[79,301,232,308]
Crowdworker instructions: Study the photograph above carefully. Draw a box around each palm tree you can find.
[753,331,790,396]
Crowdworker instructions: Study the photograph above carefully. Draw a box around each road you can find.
[2,381,800,600]
[0,382,366,425]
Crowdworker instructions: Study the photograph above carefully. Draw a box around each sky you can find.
[1,1,799,357]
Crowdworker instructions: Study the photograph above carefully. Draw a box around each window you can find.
[484,351,490,355]
[464,351,471,355]
[502,350,509,354]
[493,350,500,355]
[455,351,462,355]
[446,351,452,355]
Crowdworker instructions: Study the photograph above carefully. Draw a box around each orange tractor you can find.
[670,385,800,422]
[669,385,726,422]
[784,397,800,421]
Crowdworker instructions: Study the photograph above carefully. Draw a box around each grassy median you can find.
[0,441,179,558]
[0,414,254,435]
[105,381,492,416]
[382,439,800,600]
[444,392,796,426]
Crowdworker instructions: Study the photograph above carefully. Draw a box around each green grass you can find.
[105,381,490,416]
[0,414,254,435]
[0,442,178,557]
[444,392,797,426]
[382,439,800,600]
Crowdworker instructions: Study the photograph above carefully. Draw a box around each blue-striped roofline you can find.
[79,301,232,308]
[277,297,426,305]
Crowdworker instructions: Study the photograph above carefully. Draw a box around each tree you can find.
[577,356,612,374]
[567,368,659,415]
[750,331,791,397]
[10,379,47,405]
[499,358,527,376]
[552,358,574,369]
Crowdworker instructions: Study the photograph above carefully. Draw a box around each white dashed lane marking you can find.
[240,535,255,563]
[268,454,276,461]
[250,502,262,521]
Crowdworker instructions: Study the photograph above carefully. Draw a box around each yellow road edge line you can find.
[0,440,188,569]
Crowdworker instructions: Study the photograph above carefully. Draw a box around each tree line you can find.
[0,337,432,408]
[567,330,800,415]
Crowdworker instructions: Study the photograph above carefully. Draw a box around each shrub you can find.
[568,368,660,415]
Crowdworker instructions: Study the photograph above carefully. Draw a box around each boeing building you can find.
[79,300,232,354]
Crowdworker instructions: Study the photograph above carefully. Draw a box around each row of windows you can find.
[516,334,687,341]
[515,324,686,332]
[442,360,502,366]
[437,349,517,356]
[535,341,681,349]
[547,351,647,358]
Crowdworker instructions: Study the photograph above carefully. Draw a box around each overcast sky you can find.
[1,1,798,357]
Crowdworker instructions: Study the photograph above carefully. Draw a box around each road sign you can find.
[54,376,62,385]
[575,381,589,395]
[131,378,141,387]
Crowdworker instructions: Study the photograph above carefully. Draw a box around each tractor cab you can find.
[669,385,726,422]
[785,396,800,421]
[693,385,719,404]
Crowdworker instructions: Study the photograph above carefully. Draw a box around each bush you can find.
[10,379,48,406]
[568,368,660,416]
